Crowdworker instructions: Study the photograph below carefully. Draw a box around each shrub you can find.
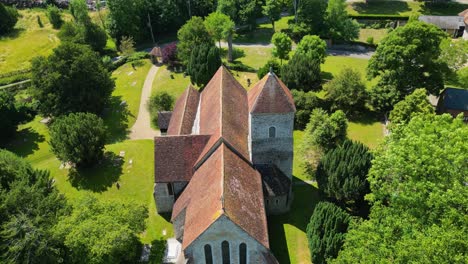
[37,15,43,28]
[291,89,326,130]
[162,42,177,66]
[281,53,321,91]
[366,36,374,45]
[148,92,174,127]
[257,59,281,79]
[307,201,351,264]
[0,3,19,35]
[47,5,63,29]
[49,112,107,167]
[0,90,21,144]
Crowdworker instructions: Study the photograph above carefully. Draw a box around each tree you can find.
[217,0,260,26]
[324,0,359,42]
[439,39,468,72]
[47,5,63,29]
[49,113,107,167]
[295,35,327,63]
[162,42,178,66]
[107,0,143,42]
[177,17,213,64]
[271,32,292,65]
[307,202,351,264]
[119,36,135,56]
[291,89,325,130]
[257,59,281,79]
[297,0,327,36]
[55,196,148,264]
[334,114,468,263]
[31,43,114,116]
[324,67,367,114]
[0,91,20,144]
[0,3,18,35]
[389,88,434,128]
[457,67,468,88]
[263,0,282,30]
[82,22,107,53]
[367,22,447,99]
[148,92,174,127]
[0,150,68,263]
[316,140,372,208]
[281,53,321,91]
[70,0,90,24]
[187,44,222,87]
[368,82,401,117]
[204,12,235,49]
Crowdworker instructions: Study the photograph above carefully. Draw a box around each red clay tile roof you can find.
[458,9,468,17]
[171,143,269,250]
[248,72,296,113]
[195,66,250,165]
[154,135,211,183]
[167,85,199,135]
[149,46,163,57]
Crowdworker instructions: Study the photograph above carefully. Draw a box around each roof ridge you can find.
[250,74,269,113]
[178,85,192,134]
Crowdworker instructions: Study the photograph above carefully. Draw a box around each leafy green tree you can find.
[295,35,327,63]
[177,16,213,64]
[0,150,68,263]
[82,22,107,53]
[55,196,148,264]
[70,0,90,23]
[257,59,281,79]
[47,5,63,29]
[107,0,143,42]
[333,114,468,263]
[31,43,114,116]
[297,0,327,35]
[0,3,18,35]
[291,89,325,130]
[187,44,222,87]
[324,67,367,114]
[281,53,321,91]
[307,202,351,264]
[217,0,259,26]
[368,22,447,101]
[439,39,468,72]
[0,91,20,144]
[316,140,372,208]
[148,92,174,127]
[204,12,235,49]
[271,32,292,65]
[263,0,282,30]
[389,88,434,128]
[368,83,401,117]
[457,67,468,87]
[324,0,359,42]
[49,113,107,167]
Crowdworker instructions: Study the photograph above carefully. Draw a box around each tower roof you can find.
[248,72,296,114]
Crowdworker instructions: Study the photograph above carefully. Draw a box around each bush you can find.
[316,140,372,208]
[127,51,149,62]
[307,201,351,264]
[187,44,221,87]
[47,5,63,29]
[291,89,326,130]
[148,92,174,127]
[281,53,321,91]
[162,42,177,66]
[0,90,21,144]
[0,3,18,35]
[257,59,281,79]
[366,36,374,45]
[49,112,107,167]
[37,15,43,28]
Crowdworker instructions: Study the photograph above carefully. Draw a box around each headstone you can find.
[120,100,127,107]
[128,71,134,76]
[119,151,125,157]
[129,159,133,165]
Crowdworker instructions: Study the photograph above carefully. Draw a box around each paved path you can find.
[129,64,161,140]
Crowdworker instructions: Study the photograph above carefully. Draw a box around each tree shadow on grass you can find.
[103,95,134,143]
[68,151,123,192]
[234,28,274,44]
[348,111,382,125]
[4,127,45,157]
[1,28,25,40]
[321,71,334,82]
[351,1,410,15]
[421,2,468,16]
[268,176,323,263]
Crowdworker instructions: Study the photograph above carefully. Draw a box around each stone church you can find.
[154,66,296,263]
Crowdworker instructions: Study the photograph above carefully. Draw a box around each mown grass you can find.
[357,28,388,44]
[0,9,62,74]
[347,0,468,16]
[151,65,192,97]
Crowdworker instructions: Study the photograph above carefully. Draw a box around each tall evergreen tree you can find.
[307,201,351,264]
[187,44,222,88]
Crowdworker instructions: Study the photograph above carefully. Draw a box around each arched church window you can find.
[222,241,230,264]
[204,244,213,264]
[239,243,247,264]
[269,127,276,138]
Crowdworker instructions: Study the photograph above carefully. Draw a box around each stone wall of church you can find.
[249,113,294,178]
[265,194,291,215]
[154,183,174,213]
[184,215,273,264]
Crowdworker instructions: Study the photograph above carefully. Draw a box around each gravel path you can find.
[129,64,161,140]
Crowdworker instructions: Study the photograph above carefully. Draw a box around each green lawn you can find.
[347,0,468,16]
[348,116,384,149]
[0,9,62,74]
[236,46,273,70]
[357,28,388,44]
[151,65,192,97]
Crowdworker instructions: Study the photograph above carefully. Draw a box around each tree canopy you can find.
[49,113,107,167]
[324,0,359,41]
[389,88,434,128]
[204,12,235,49]
[291,89,325,130]
[0,91,21,144]
[297,0,327,36]
[0,3,18,35]
[307,201,351,264]
[271,32,292,64]
[217,0,260,26]
[281,53,321,91]
[295,35,327,63]
[367,22,447,102]
[47,5,63,29]
[177,16,213,64]
[334,114,468,263]
[263,0,282,30]
[31,43,114,117]
[187,44,222,87]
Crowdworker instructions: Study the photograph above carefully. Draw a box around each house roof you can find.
[440,88,468,111]
[458,9,468,17]
[157,111,172,130]
[419,15,465,29]
[171,143,269,250]
[149,46,163,57]
[255,164,292,197]
[154,135,211,183]
[167,85,199,135]
[248,72,296,114]
[194,66,250,166]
